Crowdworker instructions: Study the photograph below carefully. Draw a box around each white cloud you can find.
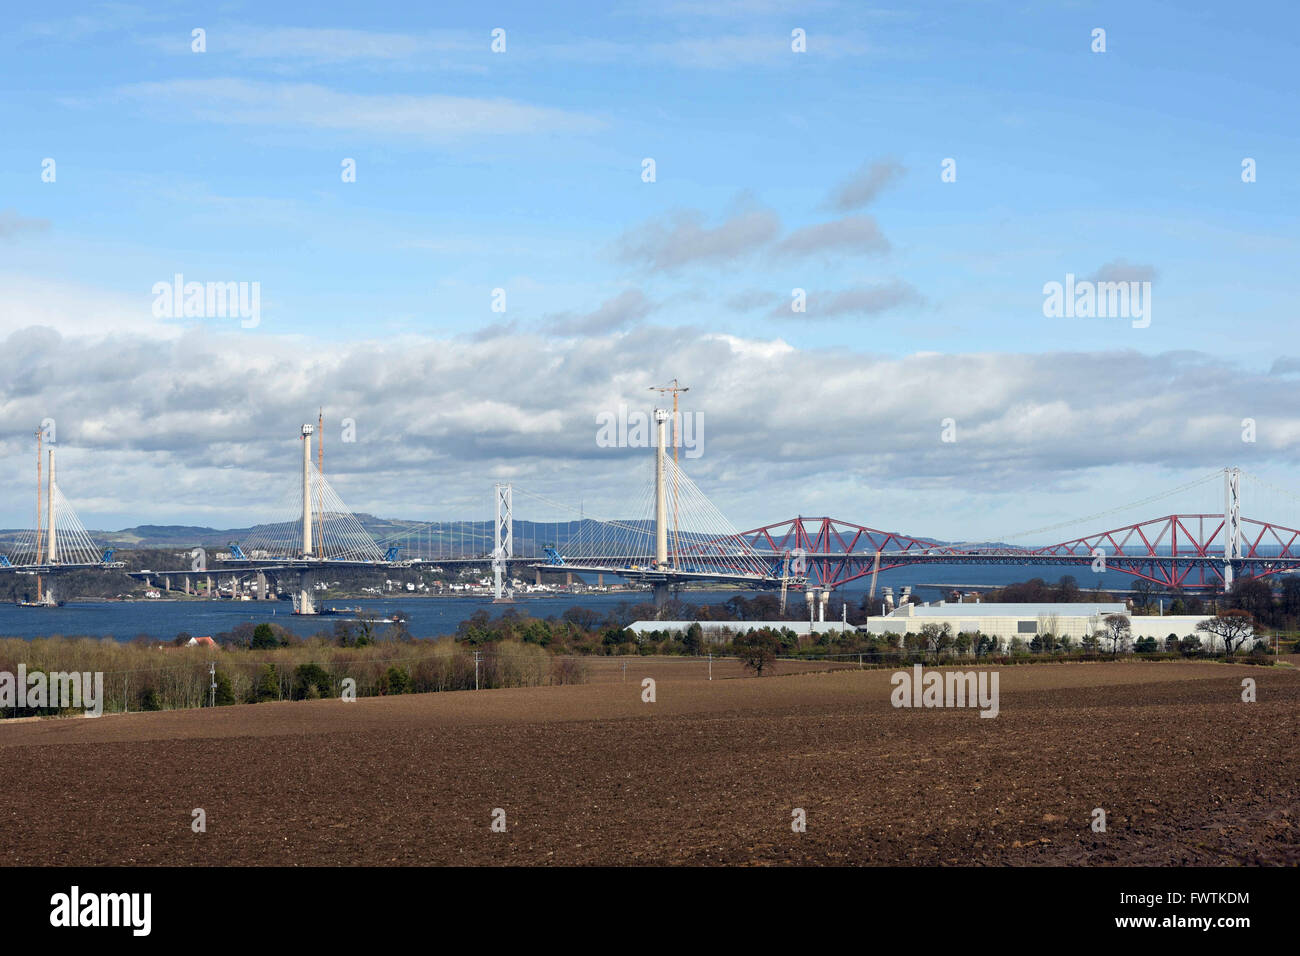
[825,159,905,211]
[111,78,604,140]
[1,316,1294,539]
[771,280,921,318]
[0,210,51,239]
[775,215,890,258]
[617,204,782,272]
[0,275,178,339]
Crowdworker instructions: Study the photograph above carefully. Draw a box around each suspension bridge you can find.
[6,409,1300,612]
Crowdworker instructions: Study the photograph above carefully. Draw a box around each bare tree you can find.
[1195,609,1255,656]
[735,629,780,676]
[920,622,953,660]
[1101,613,1131,658]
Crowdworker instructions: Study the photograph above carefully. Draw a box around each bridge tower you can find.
[301,423,314,557]
[297,423,317,615]
[46,446,57,564]
[653,407,669,568]
[493,482,513,602]
[652,408,671,609]
[1224,466,1242,589]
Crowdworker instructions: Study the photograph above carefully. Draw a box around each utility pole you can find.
[209,661,216,708]
[474,650,482,691]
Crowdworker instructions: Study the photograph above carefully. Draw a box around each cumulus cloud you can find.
[616,203,781,272]
[725,289,779,312]
[111,79,603,140]
[1088,259,1158,283]
[775,215,889,258]
[2,320,1294,541]
[543,290,655,337]
[770,280,921,319]
[0,275,172,338]
[0,210,51,239]
[825,159,904,211]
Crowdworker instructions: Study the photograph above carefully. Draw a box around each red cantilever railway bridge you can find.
[735,512,1300,590]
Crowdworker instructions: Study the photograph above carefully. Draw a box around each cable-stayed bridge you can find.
[7,413,1300,612]
[374,465,1300,600]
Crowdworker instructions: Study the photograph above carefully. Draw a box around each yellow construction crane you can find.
[648,379,690,567]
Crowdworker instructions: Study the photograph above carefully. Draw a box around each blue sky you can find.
[2,1,1298,540]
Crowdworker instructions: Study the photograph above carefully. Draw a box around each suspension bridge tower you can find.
[297,422,317,614]
[493,482,513,602]
[1224,466,1241,589]
[649,379,690,610]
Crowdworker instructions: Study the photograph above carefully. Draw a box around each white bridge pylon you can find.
[239,425,384,563]
[7,442,116,570]
[525,408,775,585]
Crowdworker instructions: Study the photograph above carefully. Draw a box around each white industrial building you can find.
[858,601,1219,646]
[626,620,850,639]
[627,601,1237,651]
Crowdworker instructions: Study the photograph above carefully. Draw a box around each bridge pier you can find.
[206,574,213,598]
[257,571,269,600]
[295,570,317,615]
[597,573,604,587]
[653,582,670,612]
[534,569,541,586]
[183,575,191,595]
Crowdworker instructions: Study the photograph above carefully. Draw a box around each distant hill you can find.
[0,514,992,554]
[98,525,256,548]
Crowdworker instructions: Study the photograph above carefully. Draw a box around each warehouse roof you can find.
[887,601,1127,617]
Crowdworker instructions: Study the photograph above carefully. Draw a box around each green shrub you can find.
[213,670,235,706]
[380,665,409,695]
[293,662,332,700]
[251,623,280,650]
[254,663,279,702]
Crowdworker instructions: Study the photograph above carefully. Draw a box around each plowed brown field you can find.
[2,660,1296,866]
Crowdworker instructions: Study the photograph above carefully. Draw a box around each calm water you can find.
[0,591,747,641]
[0,563,1148,641]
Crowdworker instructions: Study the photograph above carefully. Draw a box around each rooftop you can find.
[888,601,1127,617]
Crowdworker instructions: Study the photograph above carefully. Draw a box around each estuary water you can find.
[0,564,1152,641]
